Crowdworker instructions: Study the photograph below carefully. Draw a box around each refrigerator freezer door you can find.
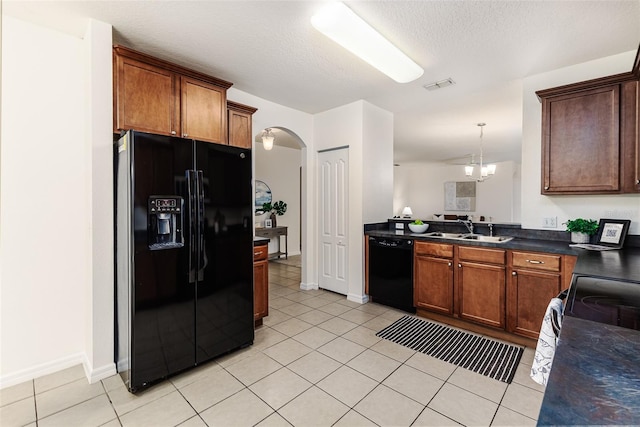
[129,132,195,390]
[194,142,254,363]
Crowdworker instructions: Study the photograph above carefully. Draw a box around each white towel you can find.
[530,297,564,386]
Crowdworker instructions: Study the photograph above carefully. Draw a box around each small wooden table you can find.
[255,226,288,260]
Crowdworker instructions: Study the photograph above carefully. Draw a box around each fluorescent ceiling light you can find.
[311,2,424,83]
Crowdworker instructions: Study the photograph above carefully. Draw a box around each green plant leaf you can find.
[563,218,599,235]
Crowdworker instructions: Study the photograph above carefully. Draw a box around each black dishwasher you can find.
[368,236,415,313]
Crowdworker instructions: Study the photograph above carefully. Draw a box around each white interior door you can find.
[318,148,349,295]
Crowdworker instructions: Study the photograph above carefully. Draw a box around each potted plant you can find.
[262,200,287,227]
[564,218,599,243]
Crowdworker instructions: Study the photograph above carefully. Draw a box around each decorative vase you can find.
[571,232,590,244]
[270,213,277,228]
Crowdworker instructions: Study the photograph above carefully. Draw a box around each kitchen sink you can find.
[462,234,514,243]
[423,232,514,243]
[425,232,466,238]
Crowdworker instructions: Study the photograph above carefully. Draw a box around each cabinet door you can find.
[414,255,454,315]
[621,80,640,193]
[228,109,252,149]
[507,268,562,339]
[254,259,269,321]
[115,56,178,135]
[458,262,505,329]
[181,76,226,144]
[541,84,620,194]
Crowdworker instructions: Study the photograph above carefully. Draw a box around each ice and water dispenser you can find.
[148,196,184,250]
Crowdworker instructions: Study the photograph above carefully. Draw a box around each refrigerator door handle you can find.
[196,170,207,279]
[186,170,197,283]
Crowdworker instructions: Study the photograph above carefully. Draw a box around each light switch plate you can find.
[395,223,404,230]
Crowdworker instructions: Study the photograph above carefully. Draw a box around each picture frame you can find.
[264,219,273,228]
[594,219,631,248]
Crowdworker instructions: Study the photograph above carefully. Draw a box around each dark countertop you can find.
[366,229,580,256]
[570,246,640,282]
[254,236,269,246]
[537,317,640,426]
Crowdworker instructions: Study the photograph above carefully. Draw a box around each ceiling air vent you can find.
[423,78,455,91]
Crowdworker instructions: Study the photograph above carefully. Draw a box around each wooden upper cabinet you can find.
[541,84,621,194]
[113,45,233,143]
[181,76,225,143]
[114,55,178,136]
[621,80,640,193]
[537,46,640,194]
[228,101,258,149]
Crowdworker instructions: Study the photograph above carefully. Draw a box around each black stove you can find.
[565,275,640,330]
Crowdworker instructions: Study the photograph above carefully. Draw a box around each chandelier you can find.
[465,123,496,182]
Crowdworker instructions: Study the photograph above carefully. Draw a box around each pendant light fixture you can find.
[311,2,424,83]
[465,123,496,182]
[261,128,275,150]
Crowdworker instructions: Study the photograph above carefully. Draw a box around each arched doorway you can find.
[253,127,308,287]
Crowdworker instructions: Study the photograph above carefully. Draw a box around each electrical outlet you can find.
[395,223,404,230]
[542,217,557,228]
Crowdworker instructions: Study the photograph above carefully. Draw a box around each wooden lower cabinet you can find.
[458,261,506,329]
[506,251,577,339]
[414,242,454,315]
[457,246,506,329]
[254,244,268,326]
[415,255,454,315]
[413,241,576,346]
[507,268,562,339]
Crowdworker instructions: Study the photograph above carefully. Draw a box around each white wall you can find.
[227,88,315,286]
[1,16,87,386]
[522,50,640,234]
[394,161,521,223]
[314,100,394,303]
[82,19,115,383]
[1,15,115,389]
[255,145,302,256]
[362,102,394,223]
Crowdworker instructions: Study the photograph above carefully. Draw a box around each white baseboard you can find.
[0,352,84,389]
[0,353,117,389]
[299,281,318,290]
[82,354,117,384]
[347,293,369,304]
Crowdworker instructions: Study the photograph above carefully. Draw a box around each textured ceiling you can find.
[5,0,640,164]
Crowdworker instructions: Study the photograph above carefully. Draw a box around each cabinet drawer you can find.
[254,244,268,261]
[415,241,454,258]
[458,246,505,265]
[511,251,561,272]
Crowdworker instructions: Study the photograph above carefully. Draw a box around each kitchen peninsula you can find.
[365,219,640,426]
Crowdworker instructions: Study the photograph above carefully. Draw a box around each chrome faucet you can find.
[488,223,494,237]
[458,219,474,234]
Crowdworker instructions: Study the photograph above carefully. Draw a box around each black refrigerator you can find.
[115,130,254,392]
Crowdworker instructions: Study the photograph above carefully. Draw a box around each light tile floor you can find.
[1,256,545,426]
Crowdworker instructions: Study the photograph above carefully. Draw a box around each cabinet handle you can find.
[255,251,263,256]
[183,133,188,138]
[171,130,176,135]
[448,262,452,267]
[544,186,549,190]
[458,263,462,268]
[637,179,640,185]
[512,271,517,276]
[526,259,544,264]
